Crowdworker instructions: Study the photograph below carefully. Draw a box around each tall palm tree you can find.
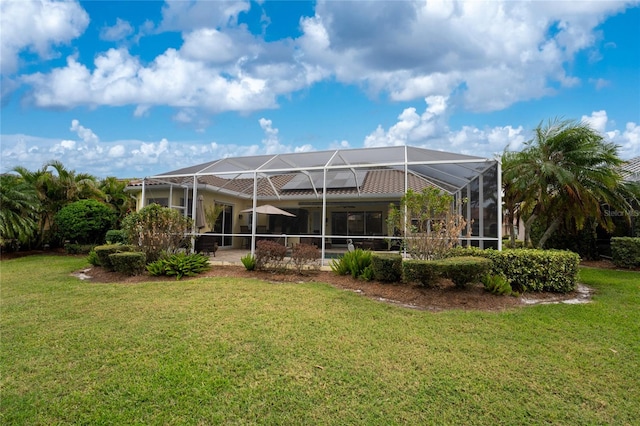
[0,174,40,248]
[503,118,632,248]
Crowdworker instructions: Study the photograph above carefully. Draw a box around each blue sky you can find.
[1,0,639,178]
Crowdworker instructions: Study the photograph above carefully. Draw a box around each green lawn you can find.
[1,256,639,425]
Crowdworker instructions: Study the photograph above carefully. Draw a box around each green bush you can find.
[329,255,350,276]
[435,256,492,288]
[445,247,580,293]
[291,243,320,274]
[54,199,116,245]
[64,243,94,255]
[482,274,513,296]
[360,264,375,281]
[402,260,440,287]
[502,239,525,249]
[371,253,402,282]
[121,204,192,262]
[94,244,135,271]
[611,237,640,269]
[146,252,210,280]
[105,229,127,244]
[109,252,147,276]
[241,253,256,271]
[255,240,288,271]
[87,249,100,266]
[330,249,372,279]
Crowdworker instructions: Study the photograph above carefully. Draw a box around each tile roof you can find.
[127,169,436,199]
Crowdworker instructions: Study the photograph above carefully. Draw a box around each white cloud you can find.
[364,96,528,157]
[100,18,134,42]
[108,145,126,158]
[583,110,640,159]
[22,47,284,113]
[300,0,630,112]
[259,118,284,154]
[0,0,89,75]
[364,96,450,148]
[582,110,608,133]
[2,108,637,179]
[70,119,99,144]
[181,28,244,64]
[159,0,250,32]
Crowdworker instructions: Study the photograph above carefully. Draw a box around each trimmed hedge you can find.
[402,256,491,288]
[611,237,640,269]
[435,256,492,288]
[371,253,403,282]
[94,244,136,271]
[109,252,146,276]
[402,260,440,287]
[445,247,580,293]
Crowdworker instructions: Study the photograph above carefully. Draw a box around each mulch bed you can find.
[76,263,593,312]
[4,250,619,311]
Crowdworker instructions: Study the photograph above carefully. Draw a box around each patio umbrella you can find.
[195,195,206,229]
[240,204,296,217]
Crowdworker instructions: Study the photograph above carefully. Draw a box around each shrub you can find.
[105,229,127,244]
[502,239,525,249]
[147,252,210,280]
[445,247,580,293]
[87,249,100,266]
[255,240,288,271]
[121,204,192,262]
[330,249,372,279]
[64,243,94,255]
[482,273,513,296]
[94,244,135,271]
[611,237,640,269]
[387,187,469,260]
[435,256,492,288]
[402,260,440,287]
[54,199,116,245]
[371,253,402,282]
[241,253,256,271]
[109,252,147,276]
[329,256,350,276]
[291,243,320,274]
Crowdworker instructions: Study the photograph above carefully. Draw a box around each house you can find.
[125,146,501,260]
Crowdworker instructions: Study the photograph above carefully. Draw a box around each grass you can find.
[1,255,639,425]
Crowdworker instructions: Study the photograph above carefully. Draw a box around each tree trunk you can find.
[537,216,562,249]
[523,213,537,248]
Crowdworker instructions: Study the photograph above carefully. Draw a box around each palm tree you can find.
[503,118,633,248]
[99,176,134,226]
[12,161,102,247]
[0,174,40,248]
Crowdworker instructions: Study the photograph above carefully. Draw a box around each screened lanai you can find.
[130,146,501,262]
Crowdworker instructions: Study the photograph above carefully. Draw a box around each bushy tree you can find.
[387,187,469,260]
[503,118,636,248]
[54,199,116,245]
[12,161,101,247]
[0,174,40,249]
[121,204,192,262]
[99,176,134,227]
